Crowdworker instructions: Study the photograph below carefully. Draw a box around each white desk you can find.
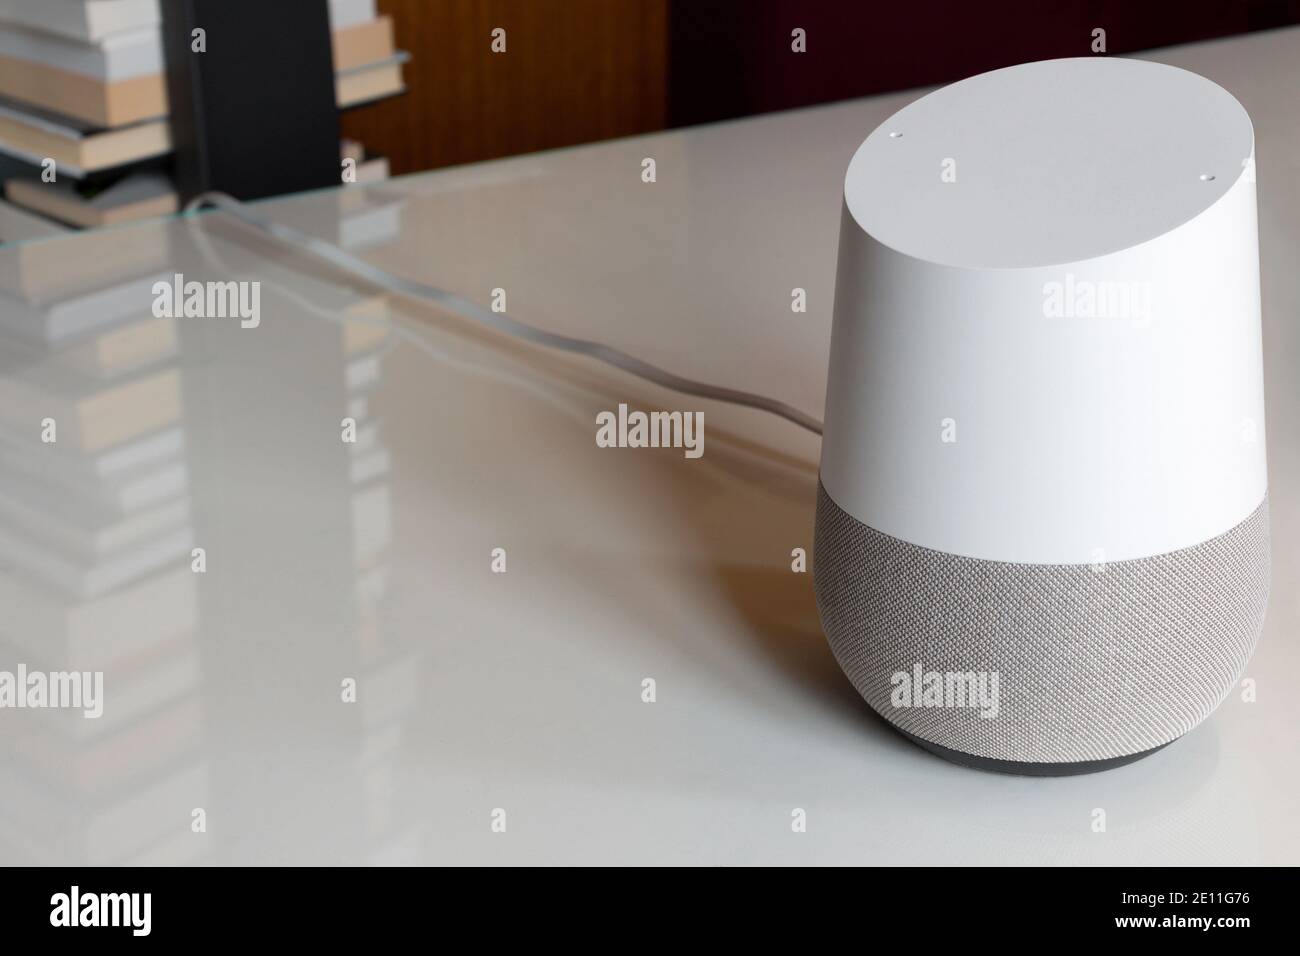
[0,27,1296,865]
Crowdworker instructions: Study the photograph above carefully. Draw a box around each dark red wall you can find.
[669,0,1300,127]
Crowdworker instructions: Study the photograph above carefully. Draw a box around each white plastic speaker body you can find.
[815,57,1269,774]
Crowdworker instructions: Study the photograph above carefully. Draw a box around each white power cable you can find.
[183,191,825,436]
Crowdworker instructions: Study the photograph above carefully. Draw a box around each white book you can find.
[285,190,402,252]
[0,195,65,242]
[0,313,177,381]
[339,200,401,249]
[68,646,201,739]
[0,426,187,513]
[0,761,209,865]
[0,0,160,44]
[0,656,198,773]
[0,519,192,598]
[0,564,196,671]
[350,447,390,486]
[0,482,190,558]
[0,0,369,72]
[0,22,161,81]
[329,0,378,31]
[351,482,391,562]
[0,271,165,344]
[346,353,381,391]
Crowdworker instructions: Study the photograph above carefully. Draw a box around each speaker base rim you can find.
[893,725,1173,776]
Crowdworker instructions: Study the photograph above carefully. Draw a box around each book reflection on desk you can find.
[0,255,207,865]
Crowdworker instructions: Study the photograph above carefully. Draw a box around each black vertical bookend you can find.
[162,0,341,203]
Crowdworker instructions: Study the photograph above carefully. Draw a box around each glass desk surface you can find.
[0,27,1297,865]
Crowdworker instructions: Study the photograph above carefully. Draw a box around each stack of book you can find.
[0,0,402,232]
[0,159,67,241]
[336,294,433,863]
[0,229,209,864]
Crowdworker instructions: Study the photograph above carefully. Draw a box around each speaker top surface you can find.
[825,56,1264,564]
[844,57,1255,270]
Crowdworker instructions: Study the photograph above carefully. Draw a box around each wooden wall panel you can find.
[340,0,669,175]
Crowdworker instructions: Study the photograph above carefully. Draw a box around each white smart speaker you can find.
[814,57,1269,774]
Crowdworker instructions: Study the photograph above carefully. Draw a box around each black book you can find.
[162,0,341,203]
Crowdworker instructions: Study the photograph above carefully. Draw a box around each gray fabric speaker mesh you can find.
[813,482,1270,764]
